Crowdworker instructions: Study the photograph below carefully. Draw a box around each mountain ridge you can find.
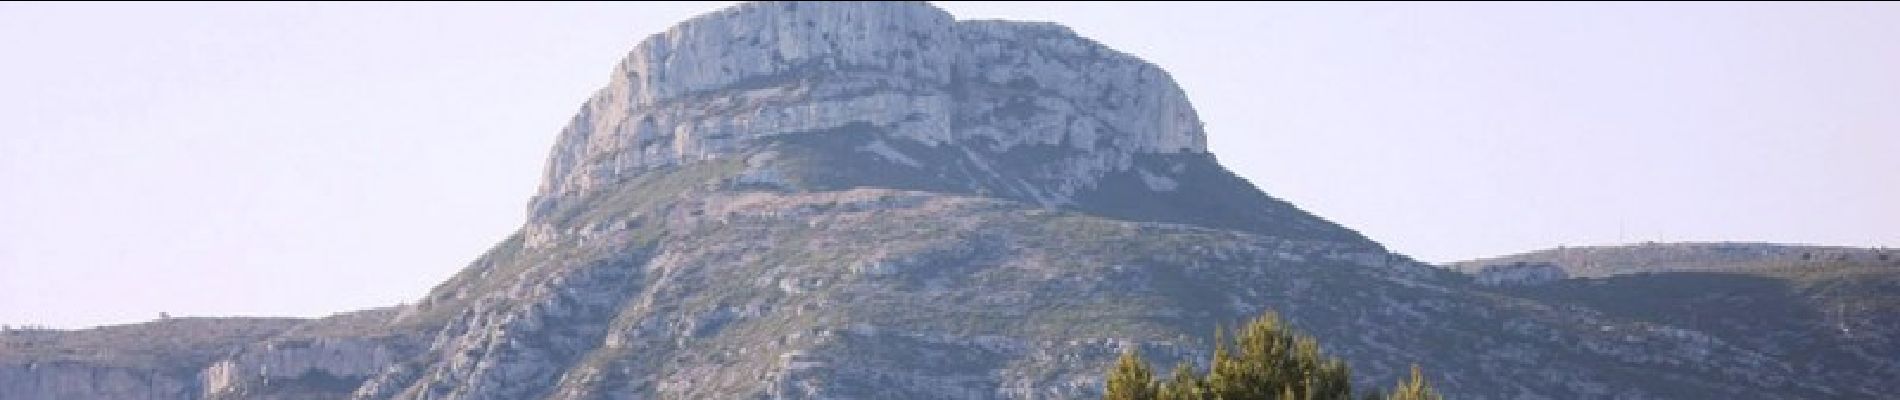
[1450,241,1894,281]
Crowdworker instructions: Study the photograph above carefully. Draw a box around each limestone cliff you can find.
[527,1,1205,220]
[200,337,408,400]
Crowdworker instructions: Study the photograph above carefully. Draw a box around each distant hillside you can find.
[1449,242,1895,278]
[1,317,302,372]
[1451,243,1900,397]
[1511,261,1900,396]
[0,309,427,400]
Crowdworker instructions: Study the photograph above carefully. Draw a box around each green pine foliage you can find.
[1157,362,1204,400]
[1387,366,1443,400]
[1106,348,1158,400]
[1102,311,1443,400]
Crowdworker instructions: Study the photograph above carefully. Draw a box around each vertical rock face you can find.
[200,338,407,399]
[528,1,1205,219]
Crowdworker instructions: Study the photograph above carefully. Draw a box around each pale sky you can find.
[3,2,1896,329]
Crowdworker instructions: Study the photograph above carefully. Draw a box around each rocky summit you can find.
[4,2,1896,399]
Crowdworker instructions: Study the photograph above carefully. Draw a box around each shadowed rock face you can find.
[7,2,1898,400]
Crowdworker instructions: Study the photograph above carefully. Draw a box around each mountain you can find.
[4,2,1896,399]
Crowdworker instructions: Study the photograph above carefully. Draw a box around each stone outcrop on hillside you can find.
[200,338,408,400]
[528,1,1204,220]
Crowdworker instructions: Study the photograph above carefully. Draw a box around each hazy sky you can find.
[3,2,1896,329]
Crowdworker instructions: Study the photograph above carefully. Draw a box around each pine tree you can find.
[1156,362,1204,400]
[1100,310,1440,400]
[1202,312,1354,400]
[1106,348,1158,400]
[1386,365,1442,400]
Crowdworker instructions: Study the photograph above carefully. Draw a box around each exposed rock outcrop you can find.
[201,338,406,400]
[527,1,1204,220]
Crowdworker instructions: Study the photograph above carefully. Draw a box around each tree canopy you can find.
[1104,312,1441,400]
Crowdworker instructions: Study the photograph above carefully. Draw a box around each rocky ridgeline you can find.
[529,1,1204,219]
[1449,242,1898,279]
